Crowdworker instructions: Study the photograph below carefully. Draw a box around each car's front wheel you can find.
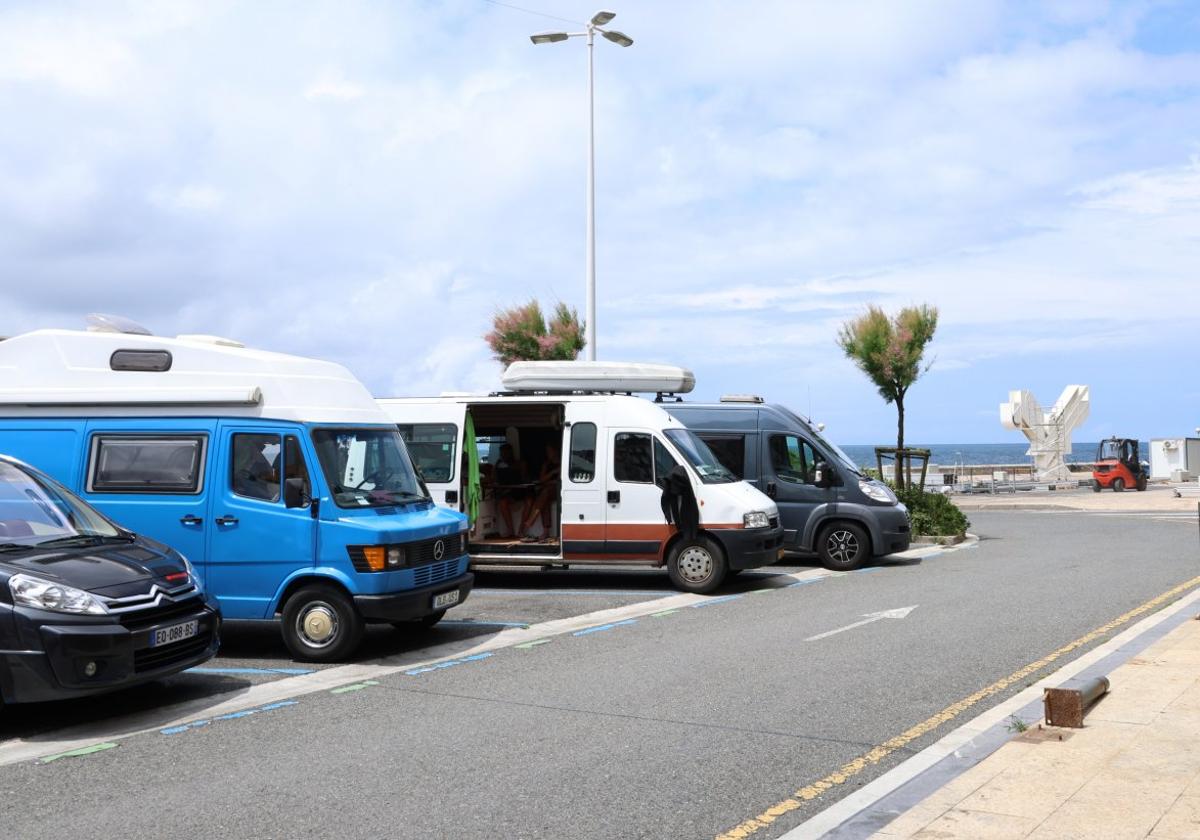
[818,521,870,571]
[281,585,364,662]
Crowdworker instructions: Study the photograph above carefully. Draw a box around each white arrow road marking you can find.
[805,605,918,642]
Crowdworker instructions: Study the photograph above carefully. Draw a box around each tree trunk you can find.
[895,393,906,490]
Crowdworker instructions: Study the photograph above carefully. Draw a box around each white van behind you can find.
[378,362,784,593]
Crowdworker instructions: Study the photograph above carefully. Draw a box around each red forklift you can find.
[1092,438,1148,492]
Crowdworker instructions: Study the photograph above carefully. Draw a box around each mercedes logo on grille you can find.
[433,539,445,561]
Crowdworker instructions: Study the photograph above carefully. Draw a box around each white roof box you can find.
[501,361,695,394]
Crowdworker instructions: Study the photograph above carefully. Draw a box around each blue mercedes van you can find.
[664,397,911,570]
[0,325,472,661]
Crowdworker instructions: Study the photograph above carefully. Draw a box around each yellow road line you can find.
[715,574,1200,840]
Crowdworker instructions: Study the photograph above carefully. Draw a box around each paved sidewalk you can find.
[872,613,1200,839]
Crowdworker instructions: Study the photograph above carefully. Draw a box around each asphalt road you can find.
[2,509,1197,839]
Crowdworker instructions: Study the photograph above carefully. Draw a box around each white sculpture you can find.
[1000,386,1090,483]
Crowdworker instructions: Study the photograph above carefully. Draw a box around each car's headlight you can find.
[859,480,897,504]
[744,511,771,529]
[8,573,108,615]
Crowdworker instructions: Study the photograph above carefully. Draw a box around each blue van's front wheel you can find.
[281,585,364,662]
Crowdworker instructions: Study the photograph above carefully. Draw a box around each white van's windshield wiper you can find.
[0,543,33,553]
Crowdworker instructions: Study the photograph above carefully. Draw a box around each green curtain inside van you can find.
[465,411,480,526]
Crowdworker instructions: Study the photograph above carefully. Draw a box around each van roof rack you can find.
[501,361,695,395]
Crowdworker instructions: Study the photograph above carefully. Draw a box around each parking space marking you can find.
[161,700,300,736]
[515,639,551,650]
[41,743,118,763]
[404,652,494,676]
[188,667,315,676]
[330,680,380,694]
[473,588,675,597]
[438,620,530,629]
[691,595,743,609]
[573,618,638,636]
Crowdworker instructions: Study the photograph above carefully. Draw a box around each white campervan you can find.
[378,362,784,593]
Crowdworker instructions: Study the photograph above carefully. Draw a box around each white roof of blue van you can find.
[0,329,389,425]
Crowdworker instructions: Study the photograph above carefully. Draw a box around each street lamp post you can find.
[531,10,633,362]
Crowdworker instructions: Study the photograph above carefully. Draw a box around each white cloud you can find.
[1,1,1198,442]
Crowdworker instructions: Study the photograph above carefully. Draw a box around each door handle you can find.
[215,515,239,526]
[180,515,203,526]
[607,491,621,504]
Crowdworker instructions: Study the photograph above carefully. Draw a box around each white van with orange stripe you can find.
[377,363,784,593]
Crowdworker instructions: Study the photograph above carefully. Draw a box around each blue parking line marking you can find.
[855,567,883,573]
[160,699,297,736]
[187,667,315,676]
[475,589,669,597]
[404,651,494,676]
[690,594,743,608]
[573,618,638,636]
[439,620,530,628]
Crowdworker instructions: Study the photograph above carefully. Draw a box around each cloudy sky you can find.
[1,0,1197,445]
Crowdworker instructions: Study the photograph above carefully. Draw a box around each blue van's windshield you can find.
[664,429,737,484]
[310,428,430,509]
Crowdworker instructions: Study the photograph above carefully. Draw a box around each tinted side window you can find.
[699,435,745,479]
[89,436,206,494]
[769,434,819,485]
[397,423,457,483]
[569,423,597,483]
[232,433,281,502]
[614,432,653,484]
[653,438,679,488]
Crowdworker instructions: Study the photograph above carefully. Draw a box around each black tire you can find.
[817,521,871,571]
[1091,479,1102,493]
[666,535,728,594]
[1136,476,1147,492]
[1112,477,1125,492]
[280,585,364,662]
[391,610,446,630]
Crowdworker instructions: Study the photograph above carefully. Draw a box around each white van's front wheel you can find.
[667,536,727,594]
[281,585,364,662]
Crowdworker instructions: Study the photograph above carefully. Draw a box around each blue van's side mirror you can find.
[284,477,310,509]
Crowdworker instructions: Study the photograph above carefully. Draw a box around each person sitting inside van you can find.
[493,443,528,538]
[520,442,561,542]
[233,437,280,501]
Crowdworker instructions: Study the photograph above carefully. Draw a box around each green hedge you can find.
[893,485,970,537]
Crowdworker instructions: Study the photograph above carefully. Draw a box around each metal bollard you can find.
[1043,676,1110,728]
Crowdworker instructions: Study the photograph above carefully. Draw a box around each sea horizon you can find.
[837,441,1150,468]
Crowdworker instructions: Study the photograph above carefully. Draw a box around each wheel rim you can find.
[296,601,339,649]
[677,546,714,584]
[826,529,860,565]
